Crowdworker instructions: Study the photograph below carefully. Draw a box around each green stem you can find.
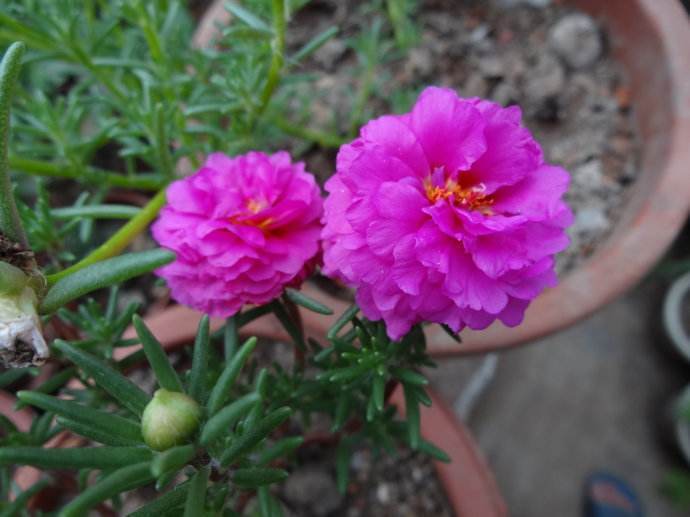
[67,44,127,104]
[154,103,174,178]
[51,204,141,220]
[349,59,376,137]
[9,156,165,190]
[47,189,167,285]
[136,4,165,67]
[0,42,28,246]
[0,14,54,52]
[254,0,286,121]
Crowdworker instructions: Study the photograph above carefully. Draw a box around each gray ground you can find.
[430,273,690,516]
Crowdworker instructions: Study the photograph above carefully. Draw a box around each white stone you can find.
[549,14,603,69]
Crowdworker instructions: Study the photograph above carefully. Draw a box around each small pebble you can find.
[313,38,347,70]
[548,13,603,69]
[524,52,565,104]
[492,82,519,106]
[574,205,609,235]
[469,24,490,44]
[573,159,604,194]
[463,73,489,98]
[283,467,343,516]
[404,47,435,79]
[376,483,391,504]
[478,55,505,79]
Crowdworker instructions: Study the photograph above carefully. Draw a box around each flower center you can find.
[246,198,266,214]
[424,178,494,215]
[228,198,273,229]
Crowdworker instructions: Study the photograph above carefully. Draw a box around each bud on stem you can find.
[0,43,48,368]
[142,389,201,451]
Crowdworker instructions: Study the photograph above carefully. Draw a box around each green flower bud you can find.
[141,389,202,451]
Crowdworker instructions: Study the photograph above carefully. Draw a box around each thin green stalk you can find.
[154,104,174,179]
[47,189,167,284]
[183,467,209,517]
[51,204,141,220]
[0,15,54,52]
[67,43,127,104]
[0,42,28,246]
[254,0,286,121]
[136,4,165,67]
[349,58,376,137]
[0,478,50,517]
[9,156,164,191]
[224,315,238,359]
[59,461,154,517]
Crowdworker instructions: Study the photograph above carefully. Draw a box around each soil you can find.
[285,0,640,275]
[276,442,454,517]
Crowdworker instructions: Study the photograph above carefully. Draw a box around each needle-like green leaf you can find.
[232,467,288,488]
[207,336,257,415]
[0,446,151,470]
[52,340,150,416]
[133,314,184,392]
[284,288,333,315]
[151,444,196,478]
[220,406,292,467]
[40,249,175,314]
[256,436,304,466]
[0,478,49,517]
[200,392,260,446]
[183,467,209,517]
[0,42,28,246]
[59,461,154,517]
[57,416,141,447]
[15,367,76,409]
[187,315,210,404]
[327,304,359,340]
[403,383,421,450]
[17,390,143,444]
[418,439,451,463]
[129,481,190,516]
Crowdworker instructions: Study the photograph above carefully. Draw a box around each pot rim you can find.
[663,270,690,364]
[673,384,690,466]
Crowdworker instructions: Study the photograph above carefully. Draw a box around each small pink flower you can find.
[152,151,323,317]
[322,87,572,340]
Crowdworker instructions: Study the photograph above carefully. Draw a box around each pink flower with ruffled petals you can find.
[322,87,572,340]
[152,151,323,317]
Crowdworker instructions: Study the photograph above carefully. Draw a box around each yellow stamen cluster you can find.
[424,179,494,215]
[246,198,266,214]
[229,198,273,229]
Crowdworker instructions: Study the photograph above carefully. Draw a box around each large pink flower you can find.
[322,87,572,340]
[152,151,323,317]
